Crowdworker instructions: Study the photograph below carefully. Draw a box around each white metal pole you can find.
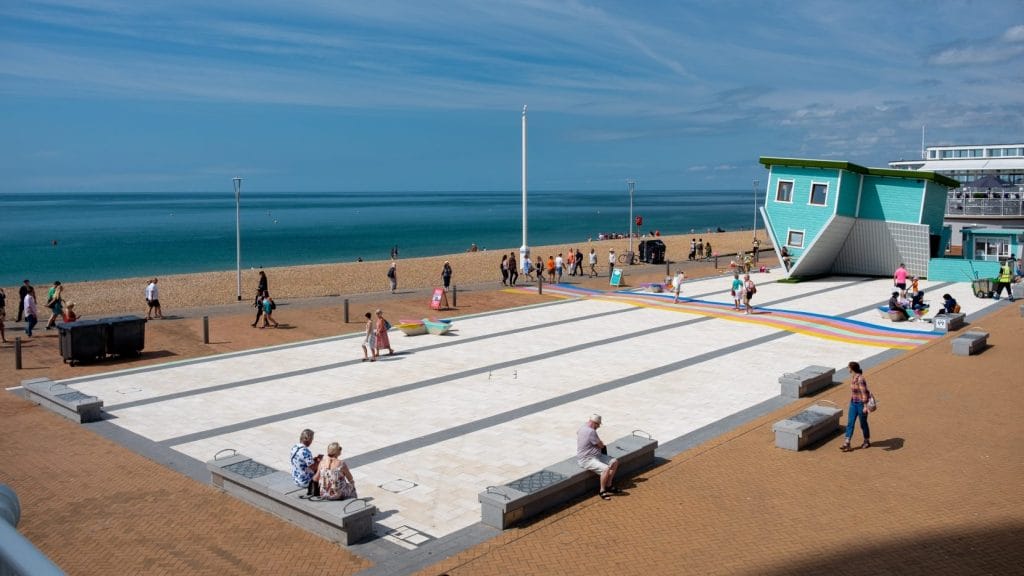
[234,176,242,301]
[519,105,530,268]
[752,178,759,239]
[627,179,635,259]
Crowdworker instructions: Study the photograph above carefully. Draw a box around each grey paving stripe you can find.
[159,313,716,447]
[105,305,639,411]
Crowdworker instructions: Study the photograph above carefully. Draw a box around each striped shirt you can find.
[850,373,870,403]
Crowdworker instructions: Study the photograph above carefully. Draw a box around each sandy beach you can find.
[2,230,771,319]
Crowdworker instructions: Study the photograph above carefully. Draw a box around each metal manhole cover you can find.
[223,459,276,479]
[507,470,567,494]
[56,391,94,403]
[379,479,418,493]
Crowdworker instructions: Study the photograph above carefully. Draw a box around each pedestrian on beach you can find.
[893,263,909,298]
[361,312,376,361]
[672,270,685,303]
[251,291,265,327]
[313,442,357,500]
[145,278,163,320]
[0,288,7,343]
[261,291,279,328]
[608,249,616,277]
[23,286,38,338]
[577,414,621,500]
[500,254,509,286]
[291,428,322,498]
[508,253,519,286]
[697,239,704,260]
[442,261,453,291]
[689,238,696,261]
[16,280,30,322]
[704,241,713,261]
[387,261,398,294]
[44,281,63,329]
[555,253,564,282]
[840,361,873,452]
[374,309,393,358]
[731,272,743,311]
[743,274,757,314]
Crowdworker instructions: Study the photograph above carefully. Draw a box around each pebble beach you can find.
[3,230,771,319]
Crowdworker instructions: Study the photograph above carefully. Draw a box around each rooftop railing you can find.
[946,187,1024,217]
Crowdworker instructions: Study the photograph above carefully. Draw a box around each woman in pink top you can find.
[893,263,909,298]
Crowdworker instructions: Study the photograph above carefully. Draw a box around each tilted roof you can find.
[759,157,960,188]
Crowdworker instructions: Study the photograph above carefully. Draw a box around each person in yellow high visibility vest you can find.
[993,260,1015,301]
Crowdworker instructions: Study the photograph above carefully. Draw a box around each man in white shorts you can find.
[576,414,620,500]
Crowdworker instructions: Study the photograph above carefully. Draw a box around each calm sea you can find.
[0,190,762,285]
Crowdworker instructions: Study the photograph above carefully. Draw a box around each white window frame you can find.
[786,229,805,248]
[775,179,794,203]
[973,237,1011,261]
[808,181,828,206]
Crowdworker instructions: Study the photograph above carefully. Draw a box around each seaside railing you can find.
[946,191,1024,217]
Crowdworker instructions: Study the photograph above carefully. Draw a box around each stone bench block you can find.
[772,404,842,451]
[479,433,657,529]
[779,365,836,398]
[207,452,376,546]
[952,331,989,356]
[21,377,104,423]
[1012,283,1023,299]
[932,312,966,333]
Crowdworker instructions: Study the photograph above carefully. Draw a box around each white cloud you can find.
[1003,24,1024,42]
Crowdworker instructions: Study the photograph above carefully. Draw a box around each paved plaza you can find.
[52,272,997,551]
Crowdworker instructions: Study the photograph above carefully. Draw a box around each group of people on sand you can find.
[1,279,81,340]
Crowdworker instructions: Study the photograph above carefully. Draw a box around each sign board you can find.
[933,316,948,332]
[430,288,449,310]
[610,268,623,287]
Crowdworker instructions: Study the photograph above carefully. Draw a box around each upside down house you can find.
[758,157,960,279]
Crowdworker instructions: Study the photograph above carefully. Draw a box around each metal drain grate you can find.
[56,391,95,403]
[507,470,567,494]
[223,459,276,479]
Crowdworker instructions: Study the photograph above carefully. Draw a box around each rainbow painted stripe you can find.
[509,284,939,350]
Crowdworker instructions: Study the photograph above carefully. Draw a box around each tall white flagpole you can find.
[520,105,530,269]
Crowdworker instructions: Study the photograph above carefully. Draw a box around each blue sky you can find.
[1,0,1022,193]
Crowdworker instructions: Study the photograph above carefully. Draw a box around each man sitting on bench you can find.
[577,414,621,500]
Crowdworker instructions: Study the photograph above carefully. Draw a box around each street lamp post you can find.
[234,176,242,301]
[520,105,530,270]
[752,178,759,240]
[627,179,636,262]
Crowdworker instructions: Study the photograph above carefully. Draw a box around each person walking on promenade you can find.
[555,253,565,282]
[23,286,38,338]
[508,253,519,286]
[731,272,743,311]
[387,261,398,294]
[251,291,264,327]
[608,249,616,277]
[704,241,713,262]
[689,238,696,261]
[752,238,761,262]
[16,280,30,322]
[546,255,556,283]
[0,288,7,343]
[589,248,598,277]
[577,414,620,500]
[993,260,1015,301]
[442,261,453,292]
[839,361,873,452]
[361,312,376,362]
[566,249,575,277]
[697,239,704,260]
[500,254,509,286]
[743,274,757,314]
[291,428,321,498]
[574,247,584,277]
[893,263,909,298]
[260,291,279,328]
[314,442,357,500]
[257,270,269,295]
[374,309,393,358]
[536,256,544,283]
[145,278,163,320]
[44,281,63,329]
[672,270,685,303]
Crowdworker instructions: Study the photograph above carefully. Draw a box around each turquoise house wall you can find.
[920,181,948,236]
[927,257,1000,282]
[857,176,924,223]
[765,166,841,259]
[835,170,860,217]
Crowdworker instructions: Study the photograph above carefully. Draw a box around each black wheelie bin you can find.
[58,319,108,366]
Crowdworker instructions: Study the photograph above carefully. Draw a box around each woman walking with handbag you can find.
[840,361,873,452]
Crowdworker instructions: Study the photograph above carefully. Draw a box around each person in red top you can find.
[893,263,909,298]
[840,361,872,452]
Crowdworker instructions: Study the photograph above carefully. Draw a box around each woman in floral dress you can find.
[314,442,357,500]
[374,309,394,358]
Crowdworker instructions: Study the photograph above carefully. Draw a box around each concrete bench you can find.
[932,312,966,333]
[952,331,989,356]
[479,432,657,530]
[779,365,836,398]
[772,404,843,451]
[207,451,375,545]
[21,377,104,423]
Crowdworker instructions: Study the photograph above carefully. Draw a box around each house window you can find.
[787,230,804,248]
[809,183,828,206]
[973,237,1010,261]
[775,180,793,203]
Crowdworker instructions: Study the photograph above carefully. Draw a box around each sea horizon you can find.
[1,189,764,285]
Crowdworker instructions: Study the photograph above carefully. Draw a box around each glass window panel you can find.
[787,231,804,247]
[810,183,828,205]
[775,180,793,202]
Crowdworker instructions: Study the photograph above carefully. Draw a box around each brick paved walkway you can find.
[2,268,1021,576]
